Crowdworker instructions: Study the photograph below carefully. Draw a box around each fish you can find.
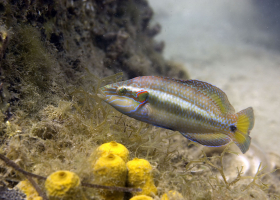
[97,76,254,154]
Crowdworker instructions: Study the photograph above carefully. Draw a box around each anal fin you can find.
[154,125,174,131]
[181,132,231,147]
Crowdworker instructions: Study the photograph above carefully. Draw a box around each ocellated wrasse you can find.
[97,76,254,154]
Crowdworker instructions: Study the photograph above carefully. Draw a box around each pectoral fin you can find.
[181,132,231,147]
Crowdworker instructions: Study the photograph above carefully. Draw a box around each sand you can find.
[149,0,280,154]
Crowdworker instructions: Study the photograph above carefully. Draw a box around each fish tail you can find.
[232,107,254,153]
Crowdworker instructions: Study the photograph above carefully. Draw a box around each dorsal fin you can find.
[161,77,235,115]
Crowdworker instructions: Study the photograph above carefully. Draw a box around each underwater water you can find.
[150,0,280,154]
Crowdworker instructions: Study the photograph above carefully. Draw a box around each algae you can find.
[0,72,279,199]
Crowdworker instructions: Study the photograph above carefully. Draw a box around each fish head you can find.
[97,81,149,116]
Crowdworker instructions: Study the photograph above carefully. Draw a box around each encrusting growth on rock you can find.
[15,180,42,200]
[0,25,9,60]
[126,158,157,197]
[45,170,86,200]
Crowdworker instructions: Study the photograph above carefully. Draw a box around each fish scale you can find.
[144,77,225,132]
[98,76,254,154]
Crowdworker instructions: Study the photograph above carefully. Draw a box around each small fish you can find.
[97,76,254,154]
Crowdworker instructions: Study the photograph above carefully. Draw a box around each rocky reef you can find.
[0,0,188,117]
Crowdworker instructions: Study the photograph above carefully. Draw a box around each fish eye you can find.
[117,87,127,95]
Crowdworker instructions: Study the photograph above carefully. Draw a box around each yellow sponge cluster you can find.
[161,190,184,200]
[15,180,42,200]
[91,142,161,199]
[127,158,157,197]
[39,142,183,200]
[130,195,154,200]
[92,141,129,200]
[94,141,129,163]
[93,153,127,200]
[45,170,86,200]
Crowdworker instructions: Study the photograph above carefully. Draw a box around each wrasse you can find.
[97,76,254,154]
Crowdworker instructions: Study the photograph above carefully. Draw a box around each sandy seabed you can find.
[149,0,280,154]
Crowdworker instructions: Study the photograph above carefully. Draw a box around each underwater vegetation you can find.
[0,0,279,200]
[0,0,189,121]
[0,73,279,200]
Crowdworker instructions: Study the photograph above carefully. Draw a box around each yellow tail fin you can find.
[233,107,254,153]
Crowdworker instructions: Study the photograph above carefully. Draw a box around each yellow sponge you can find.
[94,141,129,163]
[130,195,154,200]
[126,158,157,196]
[93,153,127,200]
[45,170,86,200]
[15,180,42,200]
[161,190,184,200]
